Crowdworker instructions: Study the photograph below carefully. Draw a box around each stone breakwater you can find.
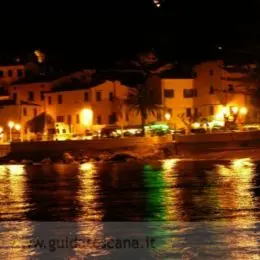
[0,137,174,164]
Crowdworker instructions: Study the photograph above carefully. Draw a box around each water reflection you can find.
[0,159,258,259]
[216,158,259,259]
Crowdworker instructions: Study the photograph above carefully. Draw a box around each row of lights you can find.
[8,121,21,142]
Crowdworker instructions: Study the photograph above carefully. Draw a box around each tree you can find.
[125,51,174,136]
[126,84,162,136]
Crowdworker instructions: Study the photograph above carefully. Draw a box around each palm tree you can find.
[124,51,174,136]
[126,83,162,136]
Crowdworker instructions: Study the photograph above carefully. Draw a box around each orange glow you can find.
[81,108,93,127]
[8,121,14,129]
[231,106,239,114]
[240,107,248,115]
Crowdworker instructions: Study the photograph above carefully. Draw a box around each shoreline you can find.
[0,146,260,165]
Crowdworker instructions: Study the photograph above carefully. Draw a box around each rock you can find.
[21,159,33,165]
[9,160,17,164]
[99,151,112,161]
[107,153,137,162]
[41,158,52,165]
[63,152,75,164]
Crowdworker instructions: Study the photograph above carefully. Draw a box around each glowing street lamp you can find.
[240,107,248,115]
[8,121,14,142]
[164,112,171,121]
[81,108,93,127]
[231,106,239,114]
[15,124,21,131]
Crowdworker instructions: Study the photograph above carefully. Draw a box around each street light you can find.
[231,106,239,114]
[164,112,171,121]
[240,107,248,115]
[8,121,14,142]
[15,124,21,131]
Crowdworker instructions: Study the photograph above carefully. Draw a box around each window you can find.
[96,91,102,101]
[23,107,27,116]
[97,115,102,125]
[8,70,13,77]
[194,108,198,117]
[209,106,214,116]
[125,111,129,122]
[17,69,23,77]
[56,116,64,122]
[186,108,192,117]
[40,91,45,101]
[183,89,195,98]
[228,84,234,92]
[209,85,214,94]
[0,71,3,77]
[109,92,113,101]
[108,113,117,124]
[57,95,63,104]
[28,91,34,101]
[48,96,52,105]
[209,69,214,76]
[13,93,17,103]
[34,108,37,117]
[76,114,80,124]
[164,89,174,98]
[67,115,72,125]
[84,92,89,102]
[156,111,162,121]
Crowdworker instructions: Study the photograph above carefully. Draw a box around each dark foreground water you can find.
[0,159,259,259]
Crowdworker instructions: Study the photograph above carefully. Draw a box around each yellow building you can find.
[0,65,25,86]
[161,78,195,128]
[193,60,248,120]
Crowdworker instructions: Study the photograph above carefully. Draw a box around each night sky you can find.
[1,0,260,69]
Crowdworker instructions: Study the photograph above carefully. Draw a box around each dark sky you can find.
[1,0,260,69]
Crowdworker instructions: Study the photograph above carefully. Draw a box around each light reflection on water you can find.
[0,159,259,259]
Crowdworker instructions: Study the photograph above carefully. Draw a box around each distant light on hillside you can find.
[153,0,161,8]
[34,49,45,64]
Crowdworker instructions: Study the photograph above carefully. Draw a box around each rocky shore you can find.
[1,144,260,165]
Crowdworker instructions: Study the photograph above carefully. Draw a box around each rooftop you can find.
[50,77,104,93]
